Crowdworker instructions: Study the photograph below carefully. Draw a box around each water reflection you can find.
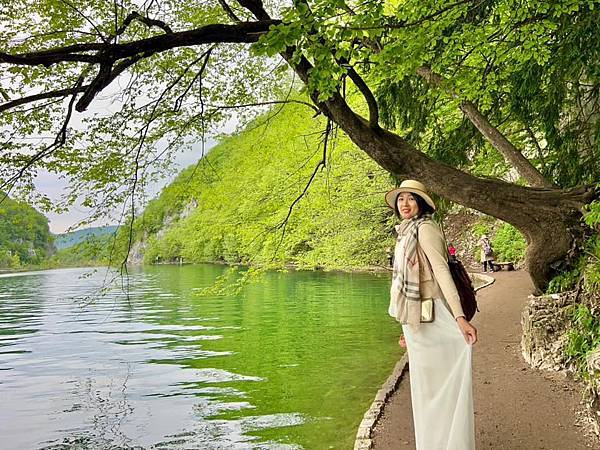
[0,266,400,449]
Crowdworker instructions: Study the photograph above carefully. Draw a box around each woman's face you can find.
[397,192,420,220]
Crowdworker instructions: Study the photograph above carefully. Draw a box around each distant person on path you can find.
[479,234,495,272]
[385,180,477,450]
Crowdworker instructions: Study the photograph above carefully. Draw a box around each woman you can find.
[479,235,495,272]
[385,179,477,450]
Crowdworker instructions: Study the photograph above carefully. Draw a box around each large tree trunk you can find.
[319,94,594,293]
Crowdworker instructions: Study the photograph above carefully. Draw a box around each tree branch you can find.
[218,0,242,22]
[0,85,89,113]
[76,53,145,111]
[113,11,173,37]
[525,125,547,173]
[0,21,279,68]
[205,100,321,116]
[173,47,214,112]
[416,66,555,189]
[59,0,108,42]
[2,20,280,112]
[273,118,332,256]
[344,64,379,127]
[0,76,83,199]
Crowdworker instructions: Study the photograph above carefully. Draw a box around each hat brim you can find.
[385,187,436,211]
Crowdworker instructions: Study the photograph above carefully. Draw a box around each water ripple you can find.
[0,265,399,450]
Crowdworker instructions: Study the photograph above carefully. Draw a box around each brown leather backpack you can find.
[417,219,479,321]
[447,257,478,321]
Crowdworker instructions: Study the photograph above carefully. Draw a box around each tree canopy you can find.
[1,0,599,289]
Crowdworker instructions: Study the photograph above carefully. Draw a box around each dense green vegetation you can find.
[469,220,527,264]
[0,194,54,268]
[0,203,117,270]
[543,194,600,390]
[115,99,529,273]
[119,100,395,270]
[48,234,114,268]
[548,197,600,295]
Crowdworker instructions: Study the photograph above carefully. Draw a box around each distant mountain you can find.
[54,226,118,250]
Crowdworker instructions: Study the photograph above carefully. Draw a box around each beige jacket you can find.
[400,220,465,319]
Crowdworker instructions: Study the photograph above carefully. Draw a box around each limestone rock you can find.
[521,290,600,439]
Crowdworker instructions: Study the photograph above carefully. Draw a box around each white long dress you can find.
[402,298,475,450]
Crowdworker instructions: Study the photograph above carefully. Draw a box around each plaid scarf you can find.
[389,215,432,325]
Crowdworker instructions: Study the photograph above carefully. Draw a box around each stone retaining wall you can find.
[354,356,409,450]
[521,291,600,437]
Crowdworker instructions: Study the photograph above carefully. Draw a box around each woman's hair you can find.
[393,192,435,218]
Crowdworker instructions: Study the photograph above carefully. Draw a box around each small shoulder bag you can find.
[415,225,435,323]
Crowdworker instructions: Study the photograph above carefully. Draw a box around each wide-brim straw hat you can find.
[385,179,436,211]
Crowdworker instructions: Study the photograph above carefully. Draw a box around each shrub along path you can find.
[371,270,595,449]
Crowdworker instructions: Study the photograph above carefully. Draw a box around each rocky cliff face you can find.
[521,291,600,437]
[521,292,573,370]
[127,232,148,265]
[127,199,198,265]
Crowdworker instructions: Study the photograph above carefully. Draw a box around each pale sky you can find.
[4,10,283,235]
[12,72,229,235]
[37,137,218,234]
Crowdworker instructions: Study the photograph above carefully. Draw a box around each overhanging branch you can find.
[113,11,173,37]
[0,20,279,68]
[0,85,89,113]
[205,100,321,116]
[344,65,379,127]
[1,20,280,112]
[218,0,242,22]
[0,76,84,199]
[416,66,555,189]
[76,53,145,111]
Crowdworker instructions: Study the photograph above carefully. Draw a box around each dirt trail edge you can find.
[371,271,593,450]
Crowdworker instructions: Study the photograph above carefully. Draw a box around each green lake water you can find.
[0,265,401,449]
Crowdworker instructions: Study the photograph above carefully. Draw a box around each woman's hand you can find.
[398,335,407,348]
[456,317,477,345]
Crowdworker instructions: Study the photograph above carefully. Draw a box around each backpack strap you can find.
[415,221,437,281]
[436,219,452,261]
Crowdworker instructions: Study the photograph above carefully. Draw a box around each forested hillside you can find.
[121,98,528,272]
[122,99,395,269]
[0,194,54,268]
[54,226,118,250]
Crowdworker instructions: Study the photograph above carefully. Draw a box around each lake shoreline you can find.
[3,254,498,278]
[150,259,394,274]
